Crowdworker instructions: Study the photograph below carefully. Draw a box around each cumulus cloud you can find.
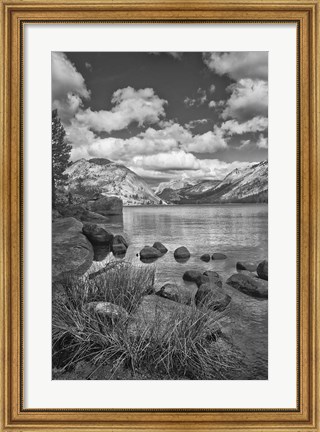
[209,84,216,93]
[221,79,268,121]
[208,100,216,108]
[76,87,167,133]
[85,61,93,71]
[185,119,208,130]
[256,134,268,149]
[52,52,90,123]
[184,97,196,107]
[220,116,268,135]
[203,52,268,81]
[184,89,207,107]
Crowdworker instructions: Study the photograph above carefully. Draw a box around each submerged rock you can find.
[212,253,227,260]
[226,273,268,299]
[195,283,231,312]
[257,259,268,280]
[174,246,190,260]
[152,241,168,254]
[82,223,114,245]
[52,217,94,282]
[200,253,210,262]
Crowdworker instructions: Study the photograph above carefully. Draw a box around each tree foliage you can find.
[52,109,72,206]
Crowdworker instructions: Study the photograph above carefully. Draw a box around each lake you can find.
[92,204,268,379]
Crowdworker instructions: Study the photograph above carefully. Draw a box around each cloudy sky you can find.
[52,51,268,186]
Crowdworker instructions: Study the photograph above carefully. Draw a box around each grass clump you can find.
[52,263,246,380]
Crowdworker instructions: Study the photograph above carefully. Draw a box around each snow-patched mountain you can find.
[156,160,268,204]
[65,158,163,206]
[218,160,268,202]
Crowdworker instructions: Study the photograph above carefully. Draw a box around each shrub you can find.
[52,263,245,379]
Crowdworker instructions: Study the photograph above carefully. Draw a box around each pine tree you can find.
[52,109,72,207]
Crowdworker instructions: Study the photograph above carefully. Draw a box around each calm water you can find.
[92,204,268,379]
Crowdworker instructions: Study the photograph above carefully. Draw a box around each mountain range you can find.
[64,158,268,205]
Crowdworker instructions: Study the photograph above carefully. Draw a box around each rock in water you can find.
[87,195,123,216]
[140,246,162,260]
[212,253,227,260]
[226,273,268,299]
[203,271,223,288]
[200,253,210,262]
[152,242,168,254]
[236,261,257,272]
[257,259,268,280]
[82,223,114,245]
[195,283,231,312]
[52,217,94,282]
[174,246,190,259]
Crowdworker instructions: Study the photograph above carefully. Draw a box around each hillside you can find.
[156,160,268,204]
[64,158,163,206]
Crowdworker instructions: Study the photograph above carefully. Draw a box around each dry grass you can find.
[52,263,246,380]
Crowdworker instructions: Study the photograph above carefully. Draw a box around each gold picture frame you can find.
[0,0,319,430]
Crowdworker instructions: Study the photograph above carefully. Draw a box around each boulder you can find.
[257,259,268,280]
[152,242,168,254]
[58,204,110,223]
[183,270,209,287]
[212,253,227,260]
[174,246,190,259]
[52,217,94,282]
[236,261,257,272]
[140,246,162,260]
[200,253,210,262]
[113,234,129,249]
[156,283,193,305]
[128,295,221,340]
[112,234,129,256]
[84,301,129,323]
[226,273,268,299]
[195,283,232,312]
[87,195,123,216]
[82,223,114,245]
[93,244,111,261]
[203,271,223,288]
[112,243,127,256]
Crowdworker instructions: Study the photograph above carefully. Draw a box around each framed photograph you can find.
[1,0,319,431]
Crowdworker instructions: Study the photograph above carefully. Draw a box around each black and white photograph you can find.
[52,51,268,381]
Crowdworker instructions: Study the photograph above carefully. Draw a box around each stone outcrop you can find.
[82,223,114,245]
[86,195,123,216]
[52,217,94,282]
